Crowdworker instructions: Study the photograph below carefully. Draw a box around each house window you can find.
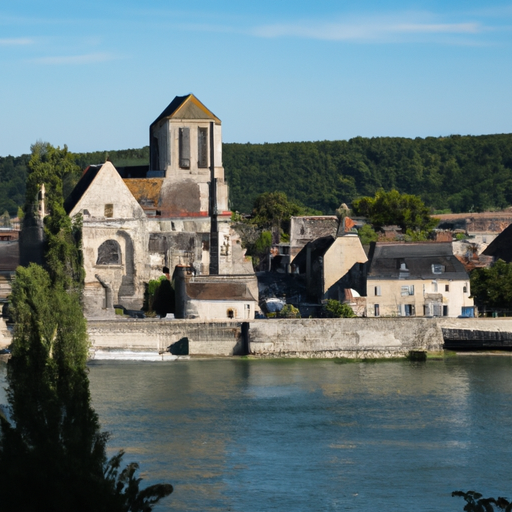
[374,304,380,317]
[463,284,468,294]
[227,308,235,319]
[374,286,381,296]
[401,285,414,296]
[399,304,415,316]
[244,304,251,319]
[432,264,445,274]
[432,280,438,292]
[198,127,208,168]
[96,240,121,265]
[443,305,449,317]
[179,127,190,169]
[104,204,113,218]
[445,284,450,292]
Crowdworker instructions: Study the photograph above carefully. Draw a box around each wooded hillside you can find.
[2,133,512,216]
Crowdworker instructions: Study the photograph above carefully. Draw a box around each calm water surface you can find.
[2,356,512,511]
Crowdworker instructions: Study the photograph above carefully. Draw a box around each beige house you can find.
[366,242,474,318]
[173,266,257,320]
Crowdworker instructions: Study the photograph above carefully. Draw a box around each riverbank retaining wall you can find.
[87,319,244,357]
[86,317,445,358]
[248,318,443,358]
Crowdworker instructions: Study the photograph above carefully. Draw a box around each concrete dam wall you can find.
[86,317,445,358]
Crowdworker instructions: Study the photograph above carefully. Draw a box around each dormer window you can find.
[432,264,445,274]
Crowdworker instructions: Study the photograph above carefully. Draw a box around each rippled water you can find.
[2,356,512,511]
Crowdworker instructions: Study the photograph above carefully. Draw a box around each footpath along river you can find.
[2,355,512,511]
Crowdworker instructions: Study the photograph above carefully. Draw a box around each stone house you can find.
[365,242,474,318]
[63,94,256,318]
[173,266,257,320]
[292,231,368,303]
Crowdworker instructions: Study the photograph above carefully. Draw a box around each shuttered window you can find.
[198,127,208,168]
[179,127,190,169]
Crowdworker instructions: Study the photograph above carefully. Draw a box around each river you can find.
[2,356,512,511]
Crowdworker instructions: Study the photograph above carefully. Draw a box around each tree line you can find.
[2,133,512,217]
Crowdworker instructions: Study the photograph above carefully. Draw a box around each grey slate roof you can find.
[368,242,469,280]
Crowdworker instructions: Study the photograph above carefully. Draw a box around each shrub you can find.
[279,304,301,318]
[324,299,355,318]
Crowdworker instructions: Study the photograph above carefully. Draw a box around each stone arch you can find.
[96,239,121,265]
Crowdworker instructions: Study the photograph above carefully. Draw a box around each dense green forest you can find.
[2,133,512,217]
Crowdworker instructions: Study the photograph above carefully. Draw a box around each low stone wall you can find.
[7,317,512,359]
[248,318,444,358]
[86,317,444,358]
[87,319,244,357]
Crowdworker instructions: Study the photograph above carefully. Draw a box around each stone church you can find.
[63,94,257,318]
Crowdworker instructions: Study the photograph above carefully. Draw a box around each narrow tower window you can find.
[179,127,190,169]
[198,127,208,168]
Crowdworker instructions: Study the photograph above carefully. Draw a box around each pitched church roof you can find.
[64,165,102,214]
[150,94,221,128]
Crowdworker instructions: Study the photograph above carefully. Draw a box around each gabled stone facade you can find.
[64,95,256,318]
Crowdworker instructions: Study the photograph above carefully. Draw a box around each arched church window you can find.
[96,240,121,265]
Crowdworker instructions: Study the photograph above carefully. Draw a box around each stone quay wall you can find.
[248,318,443,358]
[87,319,244,357]
[7,317,512,359]
[86,317,445,358]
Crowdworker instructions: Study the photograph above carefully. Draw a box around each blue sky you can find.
[1,0,512,156]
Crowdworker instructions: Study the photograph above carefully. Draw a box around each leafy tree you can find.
[470,259,512,309]
[254,230,272,253]
[323,299,355,318]
[0,210,11,227]
[0,143,172,511]
[25,142,82,216]
[352,189,438,232]
[357,224,378,245]
[251,191,307,230]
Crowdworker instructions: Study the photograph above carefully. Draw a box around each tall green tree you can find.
[0,143,172,511]
[470,259,512,309]
[251,191,307,230]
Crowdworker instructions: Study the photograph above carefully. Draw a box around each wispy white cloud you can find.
[0,38,33,46]
[32,52,116,65]
[252,18,485,42]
